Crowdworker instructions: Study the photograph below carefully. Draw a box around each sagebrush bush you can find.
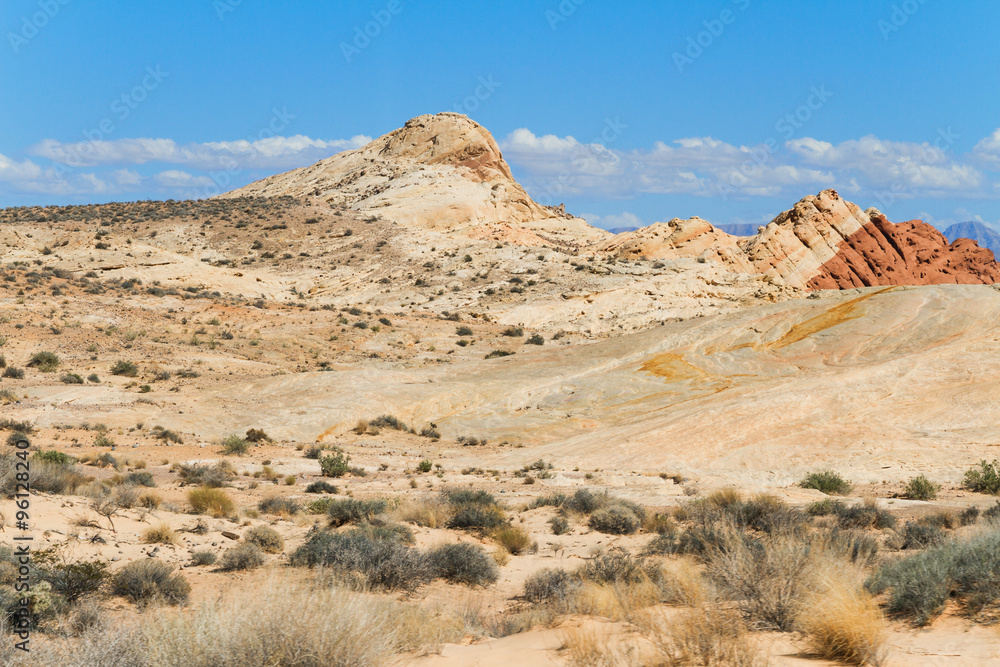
[447,505,507,531]
[326,497,388,526]
[548,515,571,535]
[319,451,351,478]
[305,480,338,494]
[903,474,940,501]
[188,487,235,518]
[177,461,234,487]
[867,529,1000,624]
[190,551,217,566]
[111,559,189,606]
[244,525,284,553]
[901,522,946,550]
[221,434,250,456]
[110,360,139,377]
[257,496,300,515]
[963,460,1000,494]
[835,498,896,530]
[588,505,641,535]
[427,543,499,586]
[27,351,60,372]
[42,560,108,604]
[524,567,580,604]
[219,543,266,571]
[290,530,430,591]
[800,470,852,495]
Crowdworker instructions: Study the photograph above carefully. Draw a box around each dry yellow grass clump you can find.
[798,570,887,666]
[187,486,235,518]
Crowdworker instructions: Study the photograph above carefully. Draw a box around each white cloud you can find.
[153,170,214,188]
[582,211,645,230]
[29,134,372,170]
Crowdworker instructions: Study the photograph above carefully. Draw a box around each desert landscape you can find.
[1,109,1000,666]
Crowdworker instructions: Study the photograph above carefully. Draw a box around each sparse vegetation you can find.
[800,470,852,495]
[188,487,236,518]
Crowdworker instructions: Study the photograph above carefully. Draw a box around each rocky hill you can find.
[220,112,607,248]
[609,190,1000,289]
[945,220,1000,257]
[223,115,1000,292]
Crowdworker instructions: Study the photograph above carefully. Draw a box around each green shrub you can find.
[579,547,655,585]
[190,551,217,566]
[799,470,852,495]
[963,460,1000,494]
[2,367,24,379]
[319,451,351,478]
[219,543,265,571]
[427,543,499,586]
[456,326,473,336]
[444,488,496,507]
[60,373,83,384]
[42,560,108,603]
[526,333,544,345]
[417,459,433,473]
[305,480,338,494]
[290,531,430,591]
[326,498,388,526]
[447,505,507,531]
[960,506,981,526]
[35,450,74,465]
[524,567,580,604]
[834,499,897,530]
[257,496,300,515]
[589,506,641,535]
[27,351,60,372]
[805,498,844,516]
[244,526,284,553]
[124,471,155,487]
[177,461,233,487]
[901,522,946,550]
[485,350,514,359]
[351,521,415,545]
[868,529,1000,624]
[903,475,940,501]
[221,434,250,456]
[110,360,138,377]
[369,415,410,431]
[548,515,571,535]
[564,488,611,514]
[111,559,189,606]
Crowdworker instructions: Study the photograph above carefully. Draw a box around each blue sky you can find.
[2,0,1000,231]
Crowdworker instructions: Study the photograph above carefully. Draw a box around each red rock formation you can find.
[806,211,1000,289]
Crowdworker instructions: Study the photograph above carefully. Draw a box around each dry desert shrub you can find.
[639,603,764,667]
[491,523,536,555]
[560,624,640,667]
[141,523,178,545]
[798,569,887,666]
[243,525,284,553]
[187,486,235,518]
[394,496,450,528]
[27,581,445,667]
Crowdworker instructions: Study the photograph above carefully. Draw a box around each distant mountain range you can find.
[944,221,1000,257]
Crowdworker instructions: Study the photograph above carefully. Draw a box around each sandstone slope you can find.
[611,189,1000,289]
[220,113,607,247]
